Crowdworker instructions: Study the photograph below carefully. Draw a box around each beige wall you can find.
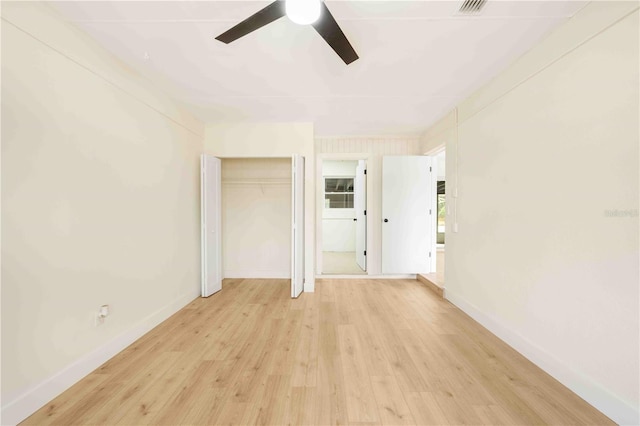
[1,3,203,423]
[420,3,639,424]
[204,123,315,290]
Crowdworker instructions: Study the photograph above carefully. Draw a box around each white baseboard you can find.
[223,270,290,279]
[444,289,639,426]
[315,274,417,280]
[1,290,199,426]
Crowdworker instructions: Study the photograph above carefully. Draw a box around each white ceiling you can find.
[51,1,586,136]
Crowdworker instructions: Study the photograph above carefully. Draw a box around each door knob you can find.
[353,218,357,222]
[384,219,389,223]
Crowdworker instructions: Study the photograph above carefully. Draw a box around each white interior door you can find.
[201,154,222,297]
[355,160,367,271]
[291,155,305,298]
[382,156,432,274]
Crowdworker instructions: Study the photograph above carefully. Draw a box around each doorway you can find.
[200,155,305,298]
[320,159,367,275]
[422,149,445,287]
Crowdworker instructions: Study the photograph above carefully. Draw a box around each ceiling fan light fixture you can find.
[286,0,321,25]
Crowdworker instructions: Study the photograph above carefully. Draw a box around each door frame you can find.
[291,155,305,298]
[316,153,372,277]
[354,160,367,271]
[201,155,301,297]
[423,145,446,275]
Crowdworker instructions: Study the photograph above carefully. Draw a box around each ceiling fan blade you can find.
[215,1,286,44]
[311,3,359,65]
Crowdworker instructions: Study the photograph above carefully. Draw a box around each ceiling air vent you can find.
[458,0,487,14]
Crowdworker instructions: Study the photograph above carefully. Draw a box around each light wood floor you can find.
[24,279,613,425]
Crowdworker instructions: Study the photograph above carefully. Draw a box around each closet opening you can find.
[221,158,292,279]
[201,155,305,298]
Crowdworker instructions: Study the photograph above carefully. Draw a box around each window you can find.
[324,177,354,209]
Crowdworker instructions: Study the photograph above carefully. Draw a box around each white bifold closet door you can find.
[291,155,305,298]
[382,156,433,274]
[201,154,222,297]
[355,160,367,271]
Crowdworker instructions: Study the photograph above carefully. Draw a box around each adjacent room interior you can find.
[321,159,367,275]
[2,1,638,425]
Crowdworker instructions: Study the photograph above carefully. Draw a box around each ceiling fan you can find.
[215,0,359,65]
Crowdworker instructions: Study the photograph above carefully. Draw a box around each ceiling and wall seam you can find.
[50,0,586,136]
[456,5,640,126]
[1,15,204,138]
[419,2,640,141]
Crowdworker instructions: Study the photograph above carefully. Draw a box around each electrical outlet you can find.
[95,304,110,327]
[99,305,110,318]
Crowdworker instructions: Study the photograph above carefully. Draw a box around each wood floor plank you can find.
[338,324,380,423]
[75,352,183,425]
[213,401,250,426]
[350,308,393,377]
[20,373,109,426]
[473,403,520,425]
[404,391,450,425]
[115,353,202,425]
[316,307,349,425]
[291,294,320,387]
[22,278,615,426]
[269,309,304,376]
[149,359,220,425]
[433,388,485,425]
[284,386,317,425]
[370,375,415,425]
[172,386,228,425]
[245,374,291,425]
